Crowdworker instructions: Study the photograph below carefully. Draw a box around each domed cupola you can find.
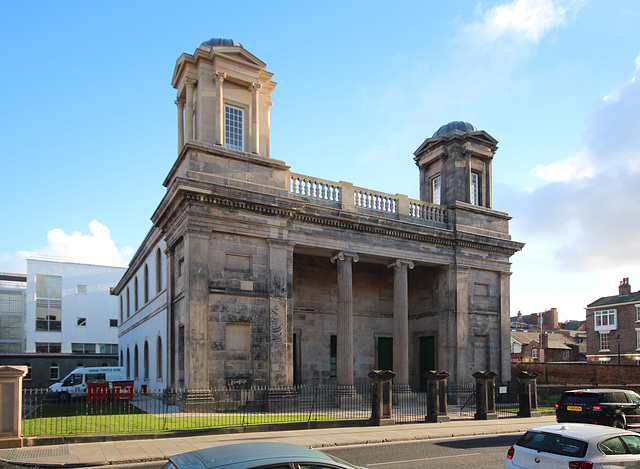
[432,121,477,138]
[414,121,498,208]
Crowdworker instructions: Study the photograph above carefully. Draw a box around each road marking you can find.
[367,452,483,466]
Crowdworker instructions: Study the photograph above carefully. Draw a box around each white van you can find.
[48,366,128,401]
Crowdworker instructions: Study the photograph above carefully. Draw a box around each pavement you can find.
[0,415,557,468]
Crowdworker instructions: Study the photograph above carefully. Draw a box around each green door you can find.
[378,337,393,371]
[419,336,436,391]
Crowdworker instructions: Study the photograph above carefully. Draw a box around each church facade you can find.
[113,38,523,392]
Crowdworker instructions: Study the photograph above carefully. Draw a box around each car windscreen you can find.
[516,431,588,458]
[560,393,601,405]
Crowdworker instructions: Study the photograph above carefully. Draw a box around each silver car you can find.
[162,442,363,469]
[505,423,640,468]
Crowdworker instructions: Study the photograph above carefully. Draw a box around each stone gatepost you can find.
[516,370,541,417]
[0,365,28,448]
[368,370,396,426]
[473,370,498,420]
[424,370,451,423]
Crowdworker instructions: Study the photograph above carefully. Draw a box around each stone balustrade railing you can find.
[289,173,447,224]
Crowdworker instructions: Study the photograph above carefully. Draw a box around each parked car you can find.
[505,424,640,468]
[162,442,364,469]
[555,389,640,429]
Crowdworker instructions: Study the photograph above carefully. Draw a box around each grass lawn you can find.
[22,402,341,437]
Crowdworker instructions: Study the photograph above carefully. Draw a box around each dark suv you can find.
[556,389,640,429]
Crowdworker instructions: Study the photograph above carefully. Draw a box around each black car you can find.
[556,389,640,429]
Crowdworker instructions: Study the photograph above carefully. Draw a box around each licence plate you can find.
[567,406,582,411]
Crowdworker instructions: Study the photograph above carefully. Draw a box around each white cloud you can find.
[0,220,130,274]
[531,151,594,182]
[480,0,573,43]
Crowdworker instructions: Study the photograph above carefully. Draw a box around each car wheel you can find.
[612,416,625,429]
[59,392,70,403]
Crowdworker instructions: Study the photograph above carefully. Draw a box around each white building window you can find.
[50,362,59,381]
[35,274,62,332]
[594,309,617,330]
[76,284,87,294]
[72,343,96,354]
[600,331,611,351]
[532,348,538,359]
[109,319,118,328]
[225,105,244,151]
[470,172,480,205]
[636,330,640,350]
[636,305,640,322]
[77,317,86,327]
[432,176,441,205]
[99,344,118,354]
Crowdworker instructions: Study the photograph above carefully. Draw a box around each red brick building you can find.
[586,278,640,365]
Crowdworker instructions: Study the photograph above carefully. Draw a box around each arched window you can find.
[156,336,163,379]
[156,248,162,293]
[143,265,149,304]
[134,277,139,311]
[126,348,131,379]
[134,344,139,379]
[120,350,123,367]
[119,295,123,322]
[143,341,149,381]
[126,288,130,318]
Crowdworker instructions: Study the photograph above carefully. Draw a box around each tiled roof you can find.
[511,331,577,350]
[588,290,640,308]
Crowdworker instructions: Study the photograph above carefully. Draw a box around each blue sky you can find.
[2,0,639,322]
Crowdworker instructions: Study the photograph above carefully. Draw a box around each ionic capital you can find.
[214,71,227,83]
[250,82,262,92]
[330,252,359,264]
[184,77,197,87]
[387,259,414,270]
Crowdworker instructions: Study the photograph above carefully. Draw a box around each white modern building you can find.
[0,273,27,353]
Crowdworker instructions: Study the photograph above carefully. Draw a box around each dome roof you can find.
[201,38,243,48]
[432,121,477,138]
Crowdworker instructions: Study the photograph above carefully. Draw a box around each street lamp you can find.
[616,334,622,366]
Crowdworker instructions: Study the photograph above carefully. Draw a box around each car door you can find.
[624,391,640,427]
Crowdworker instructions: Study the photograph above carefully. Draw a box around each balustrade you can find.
[289,173,447,224]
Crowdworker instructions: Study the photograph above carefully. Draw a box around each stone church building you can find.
[113,38,523,394]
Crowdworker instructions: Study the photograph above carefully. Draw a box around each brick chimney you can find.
[619,277,631,296]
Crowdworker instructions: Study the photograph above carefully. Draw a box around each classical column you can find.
[214,72,226,146]
[250,82,261,154]
[388,259,414,389]
[176,98,185,151]
[184,78,197,143]
[330,252,359,389]
[499,271,512,382]
[165,246,175,388]
[485,157,493,208]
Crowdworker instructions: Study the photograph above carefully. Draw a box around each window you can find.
[99,344,118,354]
[50,362,59,380]
[126,348,131,379]
[134,345,139,379]
[595,309,617,330]
[330,335,337,377]
[600,331,611,351]
[134,277,139,311]
[119,296,123,323]
[156,336,163,379]
[36,342,61,353]
[143,341,149,381]
[563,350,569,360]
[35,274,62,331]
[178,258,184,277]
[224,105,244,150]
[532,348,539,359]
[76,284,87,294]
[636,330,640,351]
[143,264,149,304]
[636,305,640,322]
[72,343,96,354]
[110,318,118,328]
[431,176,441,205]
[126,288,130,318]
[77,317,86,327]
[24,364,31,381]
[156,248,163,293]
[470,172,480,205]
[120,350,123,367]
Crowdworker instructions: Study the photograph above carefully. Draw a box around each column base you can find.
[474,411,499,420]
[178,389,216,412]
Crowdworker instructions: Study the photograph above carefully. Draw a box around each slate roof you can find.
[511,331,578,350]
[587,290,640,308]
